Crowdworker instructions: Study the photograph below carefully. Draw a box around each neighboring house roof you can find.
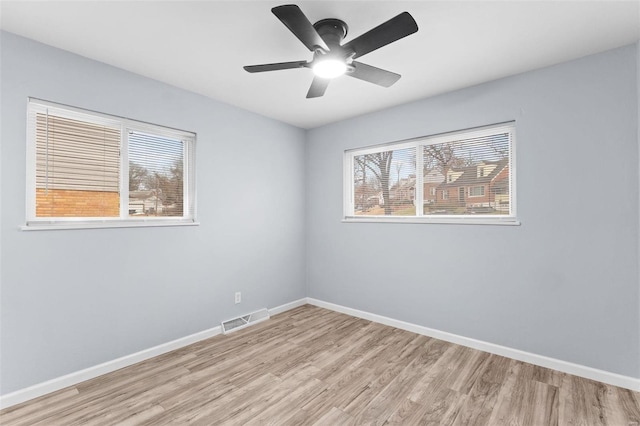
[438,158,508,189]
[391,176,416,197]
[397,176,416,189]
[129,190,160,200]
[491,176,509,191]
[424,170,444,184]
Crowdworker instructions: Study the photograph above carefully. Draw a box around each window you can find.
[469,186,485,197]
[344,122,517,224]
[25,99,196,229]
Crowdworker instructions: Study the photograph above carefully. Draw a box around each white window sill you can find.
[21,221,200,231]
[342,216,520,226]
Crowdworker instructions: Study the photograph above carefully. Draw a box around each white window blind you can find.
[36,113,120,193]
[128,131,193,218]
[26,99,197,229]
[344,122,517,224]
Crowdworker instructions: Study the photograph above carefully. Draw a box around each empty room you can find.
[1,1,639,424]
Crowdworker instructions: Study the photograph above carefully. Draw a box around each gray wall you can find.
[306,44,640,378]
[0,32,307,394]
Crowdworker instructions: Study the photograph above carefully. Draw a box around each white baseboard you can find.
[0,326,222,410]
[0,298,306,410]
[306,298,640,392]
[268,298,307,316]
[3,297,637,410]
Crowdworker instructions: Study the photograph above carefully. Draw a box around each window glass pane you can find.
[423,132,509,215]
[353,147,416,216]
[35,113,121,218]
[469,186,485,197]
[128,131,184,217]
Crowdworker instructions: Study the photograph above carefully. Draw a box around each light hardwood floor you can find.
[1,305,639,425]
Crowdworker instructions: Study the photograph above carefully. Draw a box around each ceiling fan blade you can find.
[243,61,308,73]
[342,12,418,59]
[348,61,401,87]
[306,76,330,98]
[272,5,330,52]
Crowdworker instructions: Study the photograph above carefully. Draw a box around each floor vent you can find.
[221,308,270,335]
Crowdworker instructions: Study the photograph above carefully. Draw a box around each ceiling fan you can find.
[243,4,419,98]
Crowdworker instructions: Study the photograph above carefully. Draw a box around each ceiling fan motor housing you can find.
[313,19,348,50]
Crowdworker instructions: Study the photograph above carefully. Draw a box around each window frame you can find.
[468,186,485,197]
[343,122,519,225]
[24,98,198,230]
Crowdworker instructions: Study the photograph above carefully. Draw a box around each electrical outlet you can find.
[235,292,241,304]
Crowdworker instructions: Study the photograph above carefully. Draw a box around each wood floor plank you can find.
[242,377,327,425]
[152,373,279,425]
[351,336,439,424]
[195,366,320,425]
[311,406,355,426]
[1,305,638,426]
[401,387,467,426]
[487,360,560,426]
[616,387,640,424]
[408,344,466,403]
[451,380,503,426]
[341,332,424,416]
[558,373,610,426]
[384,398,424,425]
[451,367,504,425]
[449,353,513,426]
[5,365,191,426]
[289,366,377,426]
[447,349,491,395]
[0,387,80,424]
[532,364,565,388]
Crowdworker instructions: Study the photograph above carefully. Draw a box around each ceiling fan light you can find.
[313,59,347,79]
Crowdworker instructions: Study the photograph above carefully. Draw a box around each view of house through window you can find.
[128,131,184,217]
[27,99,196,228]
[422,131,510,216]
[346,123,515,222]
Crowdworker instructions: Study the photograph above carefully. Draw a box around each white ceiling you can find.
[1,1,639,129]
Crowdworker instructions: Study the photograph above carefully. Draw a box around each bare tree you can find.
[395,162,403,186]
[358,152,393,215]
[489,139,509,158]
[354,157,367,211]
[424,143,457,182]
[168,160,183,213]
[129,162,149,191]
[138,160,183,216]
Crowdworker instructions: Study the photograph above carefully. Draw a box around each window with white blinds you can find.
[26,99,197,229]
[344,122,517,224]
